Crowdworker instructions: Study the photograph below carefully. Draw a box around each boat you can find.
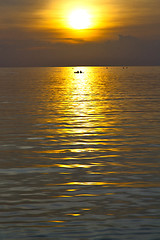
[74,70,84,73]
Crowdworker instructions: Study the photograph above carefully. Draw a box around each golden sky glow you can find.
[0,0,160,66]
[1,0,159,42]
[34,0,158,41]
[30,0,160,43]
[42,1,101,42]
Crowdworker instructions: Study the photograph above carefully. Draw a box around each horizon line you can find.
[0,65,160,68]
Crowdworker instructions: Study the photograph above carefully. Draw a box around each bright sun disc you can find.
[69,9,91,30]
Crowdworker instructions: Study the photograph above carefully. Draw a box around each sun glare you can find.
[69,9,91,30]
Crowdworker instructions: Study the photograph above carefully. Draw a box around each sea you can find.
[0,66,160,240]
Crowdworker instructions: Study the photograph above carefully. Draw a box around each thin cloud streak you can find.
[0,35,160,67]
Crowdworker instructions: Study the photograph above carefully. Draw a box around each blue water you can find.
[0,66,160,239]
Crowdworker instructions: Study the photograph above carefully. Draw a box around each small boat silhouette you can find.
[74,70,84,73]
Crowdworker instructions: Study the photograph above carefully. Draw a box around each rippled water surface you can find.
[0,66,160,239]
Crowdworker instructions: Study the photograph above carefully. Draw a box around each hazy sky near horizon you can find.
[0,0,160,66]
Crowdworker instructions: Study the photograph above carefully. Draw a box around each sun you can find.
[69,9,91,30]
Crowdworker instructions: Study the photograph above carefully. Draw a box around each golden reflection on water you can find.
[66,214,81,217]
[48,221,65,223]
[59,67,100,137]
[49,181,160,188]
[35,66,120,149]
[31,67,160,191]
[66,189,78,192]
[1,67,160,234]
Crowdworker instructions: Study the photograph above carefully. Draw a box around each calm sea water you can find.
[0,66,160,240]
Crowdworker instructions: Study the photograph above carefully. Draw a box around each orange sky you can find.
[1,0,160,41]
[30,0,160,41]
[0,0,160,66]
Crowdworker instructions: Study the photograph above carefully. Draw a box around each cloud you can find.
[0,0,160,66]
[0,0,45,8]
[0,35,160,66]
[0,0,48,28]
